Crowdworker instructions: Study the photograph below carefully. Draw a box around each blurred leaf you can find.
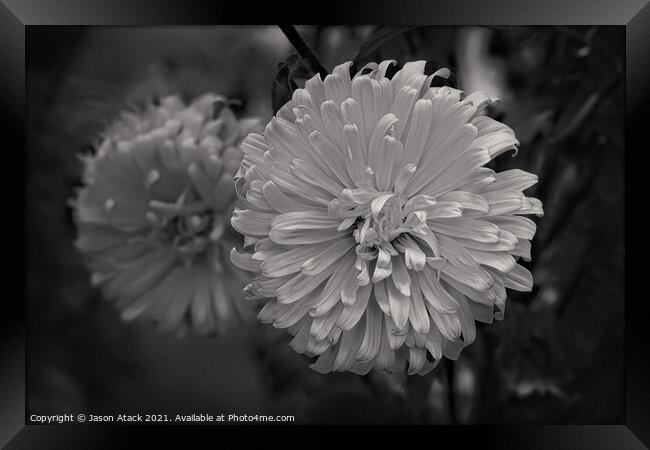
[504,103,554,145]
[353,26,417,68]
[271,53,315,114]
[554,92,600,142]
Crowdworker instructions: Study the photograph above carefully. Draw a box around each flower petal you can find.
[417,269,460,313]
[409,280,430,334]
[505,264,534,291]
[483,168,538,192]
[386,278,410,330]
[402,99,433,165]
[357,300,383,362]
[301,237,356,276]
[337,284,372,330]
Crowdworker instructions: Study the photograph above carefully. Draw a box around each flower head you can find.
[73,93,259,335]
[231,61,543,375]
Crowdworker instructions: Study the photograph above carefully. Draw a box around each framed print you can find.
[4,0,648,447]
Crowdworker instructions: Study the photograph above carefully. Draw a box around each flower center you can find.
[147,189,225,263]
[354,195,405,248]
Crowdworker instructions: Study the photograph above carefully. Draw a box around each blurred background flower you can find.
[27,25,624,424]
[72,93,259,336]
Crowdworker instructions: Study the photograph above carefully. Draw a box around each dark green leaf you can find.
[271,53,316,114]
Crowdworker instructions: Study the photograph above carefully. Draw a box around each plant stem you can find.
[278,25,328,78]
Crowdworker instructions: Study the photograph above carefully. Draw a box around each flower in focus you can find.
[73,93,260,335]
[231,61,543,375]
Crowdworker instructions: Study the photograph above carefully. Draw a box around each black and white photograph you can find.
[3,1,648,445]
[26,24,625,424]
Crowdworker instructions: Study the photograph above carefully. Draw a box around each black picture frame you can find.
[6,0,648,447]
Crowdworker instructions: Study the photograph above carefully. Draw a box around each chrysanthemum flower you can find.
[231,61,543,375]
[73,93,260,335]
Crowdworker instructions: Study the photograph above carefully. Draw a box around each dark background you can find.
[26,25,625,424]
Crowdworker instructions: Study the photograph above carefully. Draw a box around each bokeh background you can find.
[27,25,625,424]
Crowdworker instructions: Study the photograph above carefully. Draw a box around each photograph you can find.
[25,24,626,427]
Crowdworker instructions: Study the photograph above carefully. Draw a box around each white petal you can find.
[437,234,480,272]
[357,300,383,362]
[402,99,433,165]
[377,60,397,79]
[375,136,397,191]
[483,168,538,192]
[368,113,399,166]
[310,303,343,341]
[414,146,489,198]
[515,197,544,216]
[426,201,464,219]
[273,301,311,329]
[505,264,534,291]
[425,325,443,360]
[469,249,517,273]
[229,248,261,272]
[417,269,460,313]
[394,163,417,194]
[441,338,464,360]
[443,275,501,307]
[303,76,326,110]
[290,157,345,197]
[262,180,313,213]
[231,208,274,236]
[373,280,392,316]
[270,163,332,206]
[310,348,336,374]
[484,215,537,240]
[441,264,494,292]
[428,217,500,243]
[333,325,365,371]
[437,191,489,215]
[385,314,407,350]
[272,210,341,231]
[336,283,372,330]
[409,281,430,334]
[309,255,356,316]
[375,322,396,371]
[341,98,368,153]
[483,189,525,216]
[390,255,411,296]
[351,76,381,144]
[512,239,532,261]
[456,167,497,193]
[320,99,346,149]
[372,258,393,282]
[390,86,419,140]
[269,223,348,245]
[391,60,427,94]
[386,278,410,330]
[288,319,312,354]
[453,229,518,252]
[446,285,477,346]
[472,127,519,159]
[407,347,427,375]
[276,265,337,305]
[301,237,356,275]
[427,305,462,341]
[343,123,365,179]
[399,235,426,271]
[323,74,350,108]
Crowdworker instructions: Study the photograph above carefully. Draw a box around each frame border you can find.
[7,0,648,447]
